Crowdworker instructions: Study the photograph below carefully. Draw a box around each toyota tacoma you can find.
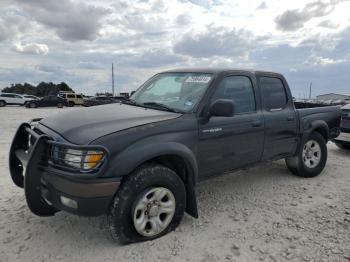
[9,69,341,243]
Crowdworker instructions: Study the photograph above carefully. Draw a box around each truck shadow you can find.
[41,160,300,246]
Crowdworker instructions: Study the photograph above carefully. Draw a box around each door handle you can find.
[287,116,295,121]
[252,120,262,127]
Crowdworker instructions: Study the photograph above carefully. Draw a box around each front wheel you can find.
[57,102,63,108]
[108,164,186,244]
[285,132,327,178]
[0,100,6,107]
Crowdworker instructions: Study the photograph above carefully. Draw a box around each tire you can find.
[0,100,6,107]
[285,132,327,178]
[57,102,63,108]
[29,102,37,108]
[108,164,186,244]
[68,101,75,107]
[334,141,350,150]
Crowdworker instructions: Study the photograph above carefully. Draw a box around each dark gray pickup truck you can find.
[9,69,341,243]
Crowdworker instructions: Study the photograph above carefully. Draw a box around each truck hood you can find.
[39,103,181,144]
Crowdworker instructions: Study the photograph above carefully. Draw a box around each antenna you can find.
[112,63,115,96]
[309,82,312,99]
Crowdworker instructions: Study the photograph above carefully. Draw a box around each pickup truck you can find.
[9,69,341,244]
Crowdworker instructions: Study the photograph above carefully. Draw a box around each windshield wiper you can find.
[142,102,180,113]
[122,99,139,106]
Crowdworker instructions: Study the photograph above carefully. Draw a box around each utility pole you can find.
[112,63,115,96]
[309,82,312,99]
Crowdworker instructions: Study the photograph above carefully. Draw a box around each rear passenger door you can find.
[258,75,298,160]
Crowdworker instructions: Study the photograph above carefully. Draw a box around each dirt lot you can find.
[0,106,350,262]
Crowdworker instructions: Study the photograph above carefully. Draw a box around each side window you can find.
[259,77,287,110]
[77,95,83,99]
[67,94,75,98]
[212,76,256,114]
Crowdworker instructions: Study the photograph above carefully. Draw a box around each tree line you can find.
[1,82,74,97]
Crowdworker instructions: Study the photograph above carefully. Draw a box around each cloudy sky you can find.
[0,0,350,97]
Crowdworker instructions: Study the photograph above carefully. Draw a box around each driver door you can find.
[197,74,265,178]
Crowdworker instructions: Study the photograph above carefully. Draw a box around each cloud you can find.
[175,14,192,25]
[256,1,267,10]
[13,42,49,55]
[318,20,339,28]
[304,55,346,66]
[14,0,109,41]
[173,25,255,58]
[0,11,29,42]
[275,0,340,31]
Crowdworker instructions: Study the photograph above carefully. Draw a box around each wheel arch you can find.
[308,120,329,142]
[296,120,329,155]
[110,142,199,218]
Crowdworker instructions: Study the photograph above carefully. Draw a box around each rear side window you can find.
[212,76,256,114]
[77,95,83,99]
[259,77,287,110]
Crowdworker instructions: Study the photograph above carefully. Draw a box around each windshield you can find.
[130,72,213,112]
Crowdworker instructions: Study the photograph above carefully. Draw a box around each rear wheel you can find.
[108,164,186,244]
[285,132,327,178]
[0,100,6,107]
[57,102,63,108]
[29,102,37,108]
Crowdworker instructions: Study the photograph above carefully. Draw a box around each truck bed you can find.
[296,105,341,139]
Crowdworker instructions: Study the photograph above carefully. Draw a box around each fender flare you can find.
[111,141,198,181]
[296,119,329,155]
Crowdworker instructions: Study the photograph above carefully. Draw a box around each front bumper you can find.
[9,122,120,217]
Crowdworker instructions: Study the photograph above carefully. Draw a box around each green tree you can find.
[1,82,75,97]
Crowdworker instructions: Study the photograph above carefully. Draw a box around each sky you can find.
[0,0,350,97]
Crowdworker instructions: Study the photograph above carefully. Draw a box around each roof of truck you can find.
[163,68,282,75]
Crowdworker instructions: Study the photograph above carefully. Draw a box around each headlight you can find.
[60,148,105,171]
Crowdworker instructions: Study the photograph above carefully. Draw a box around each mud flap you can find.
[185,175,199,218]
[24,137,58,216]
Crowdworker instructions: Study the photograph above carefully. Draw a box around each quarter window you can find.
[212,76,256,114]
[259,77,287,110]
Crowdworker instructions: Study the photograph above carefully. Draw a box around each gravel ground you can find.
[0,106,350,262]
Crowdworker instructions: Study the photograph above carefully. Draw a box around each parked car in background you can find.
[25,95,68,108]
[111,96,127,103]
[59,92,84,107]
[333,103,350,150]
[21,95,40,105]
[0,93,26,107]
[22,95,40,101]
[83,96,114,107]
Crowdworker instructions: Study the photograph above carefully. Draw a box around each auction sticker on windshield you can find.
[185,75,212,83]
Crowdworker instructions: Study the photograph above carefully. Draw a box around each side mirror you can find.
[209,99,235,117]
